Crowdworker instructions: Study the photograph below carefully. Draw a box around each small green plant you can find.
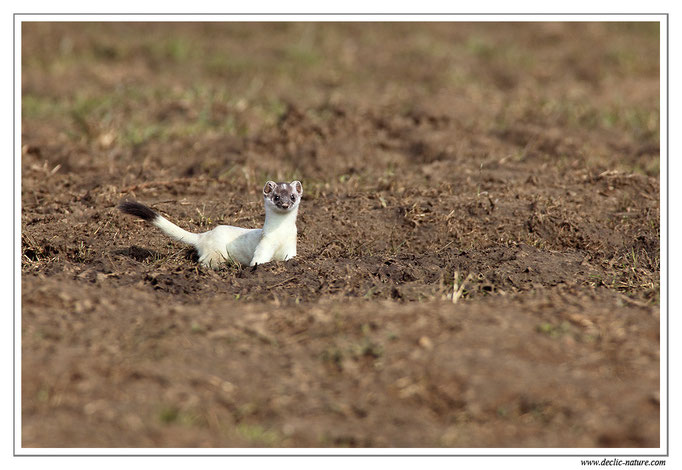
[236,423,282,446]
[218,249,243,270]
[536,321,571,338]
[159,406,180,423]
[351,338,383,360]
[321,346,344,371]
[451,271,473,304]
[390,239,407,255]
[194,205,213,228]
[74,240,90,262]
[363,286,377,299]
[630,248,638,271]
[164,38,191,62]
[158,405,204,427]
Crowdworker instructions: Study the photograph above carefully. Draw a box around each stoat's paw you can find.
[199,251,229,269]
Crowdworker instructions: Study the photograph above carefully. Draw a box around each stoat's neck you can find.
[262,205,298,234]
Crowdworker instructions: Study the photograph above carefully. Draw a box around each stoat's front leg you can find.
[281,236,296,261]
[250,236,277,266]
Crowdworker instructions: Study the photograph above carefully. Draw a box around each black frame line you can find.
[11,12,670,15]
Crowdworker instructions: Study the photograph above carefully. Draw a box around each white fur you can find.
[150,181,301,268]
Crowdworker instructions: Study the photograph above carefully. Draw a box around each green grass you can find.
[23,83,263,145]
[236,423,282,446]
[158,405,206,427]
[536,321,572,338]
[22,94,59,119]
[284,44,321,66]
[206,55,259,77]
[159,405,180,423]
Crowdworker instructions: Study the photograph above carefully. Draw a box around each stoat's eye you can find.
[290,194,296,201]
[273,195,280,201]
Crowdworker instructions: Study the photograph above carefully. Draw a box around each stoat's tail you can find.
[118,201,201,246]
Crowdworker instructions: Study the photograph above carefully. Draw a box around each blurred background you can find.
[22,22,659,180]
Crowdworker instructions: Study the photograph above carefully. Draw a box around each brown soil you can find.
[21,21,660,448]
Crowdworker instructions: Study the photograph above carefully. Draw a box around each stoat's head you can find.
[263,180,303,214]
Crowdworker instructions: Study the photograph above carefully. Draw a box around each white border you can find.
[13,13,670,22]
[13,15,23,460]
[13,12,669,463]
[658,12,669,462]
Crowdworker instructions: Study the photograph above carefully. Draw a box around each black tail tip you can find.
[118,201,157,222]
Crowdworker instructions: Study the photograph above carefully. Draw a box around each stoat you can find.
[119,180,302,268]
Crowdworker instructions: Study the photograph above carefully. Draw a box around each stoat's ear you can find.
[291,180,303,195]
[263,181,276,195]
